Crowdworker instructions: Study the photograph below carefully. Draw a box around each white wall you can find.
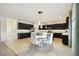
[7,18,17,40]
[0,17,18,41]
[0,17,7,41]
[0,19,1,41]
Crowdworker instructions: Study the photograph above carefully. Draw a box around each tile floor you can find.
[4,38,73,56]
[0,42,16,56]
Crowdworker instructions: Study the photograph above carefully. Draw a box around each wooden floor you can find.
[4,38,73,56]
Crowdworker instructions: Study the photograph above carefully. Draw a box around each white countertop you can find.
[17,30,30,33]
[39,30,68,33]
[17,29,69,35]
[62,32,68,35]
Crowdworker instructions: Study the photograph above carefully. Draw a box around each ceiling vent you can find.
[38,11,43,14]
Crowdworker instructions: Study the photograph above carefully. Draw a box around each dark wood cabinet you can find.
[53,33,62,38]
[66,16,69,29]
[39,23,67,30]
[62,35,68,45]
[18,22,33,39]
[39,16,69,30]
[18,22,33,30]
[18,33,31,39]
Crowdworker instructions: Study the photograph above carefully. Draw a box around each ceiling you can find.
[0,3,72,25]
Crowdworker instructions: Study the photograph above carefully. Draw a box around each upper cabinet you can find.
[39,23,67,30]
[18,22,33,30]
[39,17,69,30]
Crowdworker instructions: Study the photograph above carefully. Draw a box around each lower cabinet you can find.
[53,33,62,38]
[18,33,31,39]
[62,35,68,45]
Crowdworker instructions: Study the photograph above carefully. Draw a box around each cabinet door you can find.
[62,35,68,45]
